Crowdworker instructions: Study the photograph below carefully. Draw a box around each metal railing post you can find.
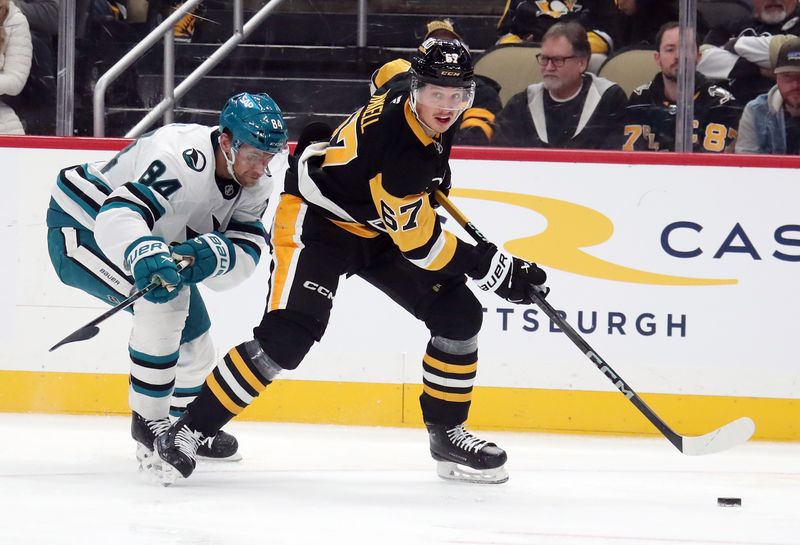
[357,0,367,47]
[163,31,175,125]
[126,0,288,138]
[93,0,204,136]
[56,0,76,136]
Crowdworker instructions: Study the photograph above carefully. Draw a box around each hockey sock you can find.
[187,343,273,436]
[419,338,477,426]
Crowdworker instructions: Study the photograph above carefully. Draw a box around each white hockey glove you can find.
[469,242,548,305]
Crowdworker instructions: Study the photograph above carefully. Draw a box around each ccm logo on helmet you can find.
[303,281,335,300]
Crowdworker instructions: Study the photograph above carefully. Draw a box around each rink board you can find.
[1,136,799,440]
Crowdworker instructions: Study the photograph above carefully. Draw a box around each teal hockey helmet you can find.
[219,92,288,154]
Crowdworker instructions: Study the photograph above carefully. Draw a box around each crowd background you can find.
[3,0,798,155]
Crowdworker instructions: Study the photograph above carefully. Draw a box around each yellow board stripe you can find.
[423,384,472,402]
[423,353,477,374]
[207,373,245,415]
[1,370,798,441]
[228,348,268,393]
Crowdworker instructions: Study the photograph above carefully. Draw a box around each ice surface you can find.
[0,413,797,545]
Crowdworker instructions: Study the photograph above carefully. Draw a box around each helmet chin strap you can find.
[220,135,244,186]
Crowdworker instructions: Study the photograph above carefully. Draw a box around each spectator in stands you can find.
[492,22,627,149]
[736,37,800,153]
[370,19,503,146]
[496,0,617,58]
[699,0,800,103]
[12,0,57,134]
[622,21,741,152]
[614,0,679,48]
[0,0,31,134]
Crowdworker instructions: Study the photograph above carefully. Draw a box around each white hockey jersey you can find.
[48,124,274,290]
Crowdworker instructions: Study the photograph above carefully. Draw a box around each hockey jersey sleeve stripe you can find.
[227,219,267,238]
[231,238,261,262]
[55,175,101,216]
[100,199,156,230]
[76,164,112,195]
[407,230,458,271]
[124,183,166,221]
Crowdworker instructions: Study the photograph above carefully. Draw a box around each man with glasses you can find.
[154,39,549,486]
[622,21,741,152]
[46,92,288,473]
[492,21,627,149]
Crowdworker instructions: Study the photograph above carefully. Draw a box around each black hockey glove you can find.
[429,176,451,209]
[469,242,548,305]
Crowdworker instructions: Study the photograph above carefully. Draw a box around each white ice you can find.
[0,413,797,545]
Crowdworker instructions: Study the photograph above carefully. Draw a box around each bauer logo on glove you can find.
[170,231,236,284]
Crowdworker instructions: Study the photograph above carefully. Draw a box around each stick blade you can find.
[681,417,756,456]
[49,326,101,352]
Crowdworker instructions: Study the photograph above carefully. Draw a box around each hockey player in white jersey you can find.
[46,92,288,472]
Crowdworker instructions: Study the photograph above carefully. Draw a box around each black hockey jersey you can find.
[497,0,617,51]
[622,73,741,153]
[284,83,477,275]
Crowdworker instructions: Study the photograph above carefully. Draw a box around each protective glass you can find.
[235,143,289,177]
[411,79,476,112]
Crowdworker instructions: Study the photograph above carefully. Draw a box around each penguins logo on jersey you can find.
[182,148,207,172]
[535,0,582,18]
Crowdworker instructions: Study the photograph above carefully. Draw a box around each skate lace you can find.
[146,417,171,437]
[174,426,204,461]
[447,425,488,453]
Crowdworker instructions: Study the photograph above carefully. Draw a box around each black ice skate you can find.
[154,414,205,485]
[196,430,241,462]
[426,423,509,484]
[131,411,171,472]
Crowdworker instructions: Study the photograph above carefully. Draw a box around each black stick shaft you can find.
[434,190,683,451]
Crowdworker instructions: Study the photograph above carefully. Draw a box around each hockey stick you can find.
[434,190,756,456]
[49,261,188,352]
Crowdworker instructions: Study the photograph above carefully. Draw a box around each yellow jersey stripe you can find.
[269,194,303,312]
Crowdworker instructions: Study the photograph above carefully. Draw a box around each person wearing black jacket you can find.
[699,0,800,103]
[492,21,627,149]
[623,21,741,152]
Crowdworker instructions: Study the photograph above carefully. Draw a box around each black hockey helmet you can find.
[410,38,474,88]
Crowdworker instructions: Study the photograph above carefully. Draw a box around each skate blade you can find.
[135,443,159,473]
[436,461,509,484]
[196,451,243,463]
[149,450,181,487]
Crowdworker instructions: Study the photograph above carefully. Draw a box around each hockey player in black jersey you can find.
[622,21,742,152]
[155,39,549,485]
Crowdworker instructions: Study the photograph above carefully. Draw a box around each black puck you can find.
[717,497,742,507]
